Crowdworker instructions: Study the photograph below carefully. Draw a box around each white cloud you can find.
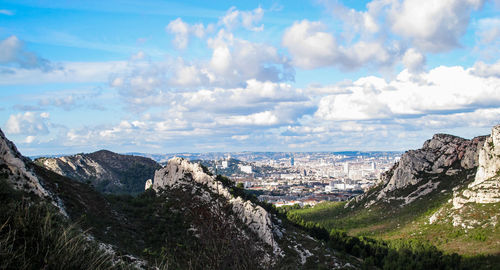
[402,48,426,73]
[231,135,249,141]
[221,6,264,32]
[0,61,128,85]
[282,20,397,70]
[111,34,294,110]
[24,136,36,144]
[477,18,500,43]
[166,18,210,49]
[474,17,500,60]
[315,63,500,121]
[470,60,500,78]
[390,0,484,52]
[282,20,337,69]
[5,112,50,135]
[0,36,53,70]
[218,111,280,126]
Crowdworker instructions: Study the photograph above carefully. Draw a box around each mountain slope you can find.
[1,129,361,269]
[150,157,358,268]
[36,150,161,194]
[290,125,500,262]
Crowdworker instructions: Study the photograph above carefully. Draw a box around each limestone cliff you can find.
[443,125,500,227]
[349,132,486,208]
[37,150,160,194]
[153,157,279,251]
[0,129,49,197]
[0,129,68,217]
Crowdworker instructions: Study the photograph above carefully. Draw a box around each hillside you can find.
[35,150,161,194]
[0,128,361,269]
[290,125,500,266]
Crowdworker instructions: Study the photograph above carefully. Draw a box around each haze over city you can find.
[1,0,500,155]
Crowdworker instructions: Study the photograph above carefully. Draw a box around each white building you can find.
[239,165,252,174]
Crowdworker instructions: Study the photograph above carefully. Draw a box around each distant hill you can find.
[290,125,500,266]
[35,150,161,194]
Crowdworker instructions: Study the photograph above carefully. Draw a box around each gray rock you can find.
[153,157,280,252]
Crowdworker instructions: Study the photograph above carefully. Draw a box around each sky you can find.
[1,0,500,155]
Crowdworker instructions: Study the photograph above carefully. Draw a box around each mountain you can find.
[289,125,500,267]
[35,150,161,194]
[0,128,361,269]
[350,132,487,208]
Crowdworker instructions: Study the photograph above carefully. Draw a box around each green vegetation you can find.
[0,178,117,270]
[282,170,500,269]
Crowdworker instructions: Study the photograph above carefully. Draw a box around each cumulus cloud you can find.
[402,48,426,73]
[218,111,280,126]
[314,64,500,121]
[284,0,485,71]
[470,60,500,78]
[282,20,397,70]
[0,36,53,71]
[166,18,211,49]
[389,0,484,52]
[111,35,294,110]
[5,112,50,135]
[221,6,264,31]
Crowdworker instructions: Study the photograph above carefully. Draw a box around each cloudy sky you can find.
[1,0,500,155]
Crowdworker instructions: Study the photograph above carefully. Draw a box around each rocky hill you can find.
[35,150,161,194]
[349,132,487,208]
[0,128,360,269]
[430,125,500,229]
[291,124,500,264]
[149,157,359,268]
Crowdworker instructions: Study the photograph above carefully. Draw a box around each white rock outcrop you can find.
[452,124,500,210]
[0,129,49,197]
[382,134,485,193]
[349,133,486,208]
[470,125,500,187]
[153,158,279,251]
[0,129,67,216]
[40,154,115,184]
[144,179,152,190]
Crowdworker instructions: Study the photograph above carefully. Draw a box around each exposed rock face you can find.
[153,158,279,251]
[451,125,500,210]
[471,125,500,187]
[0,129,67,216]
[382,134,485,192]
[144,179,152,190]
[349,133,486,209]
[0,129,49,197]
[38,150,160,193]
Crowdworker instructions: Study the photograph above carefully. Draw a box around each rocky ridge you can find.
[0,129,68,217]
[349,132,486,208]
[152,157,280,253]
[0,129,49,198]
[429,125,500,228]
[37,150,160,194]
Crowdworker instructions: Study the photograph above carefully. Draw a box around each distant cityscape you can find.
[133,151,402,207]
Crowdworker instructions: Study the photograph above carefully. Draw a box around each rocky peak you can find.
[0,129,67,216]
[471,125,500,187]
[0,128,49,197]
[37,150,160,194]
[381,133,486,192]
[152,157,280,252]
[451,124,500,211]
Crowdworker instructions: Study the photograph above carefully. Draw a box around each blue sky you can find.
[1,0,500,155]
